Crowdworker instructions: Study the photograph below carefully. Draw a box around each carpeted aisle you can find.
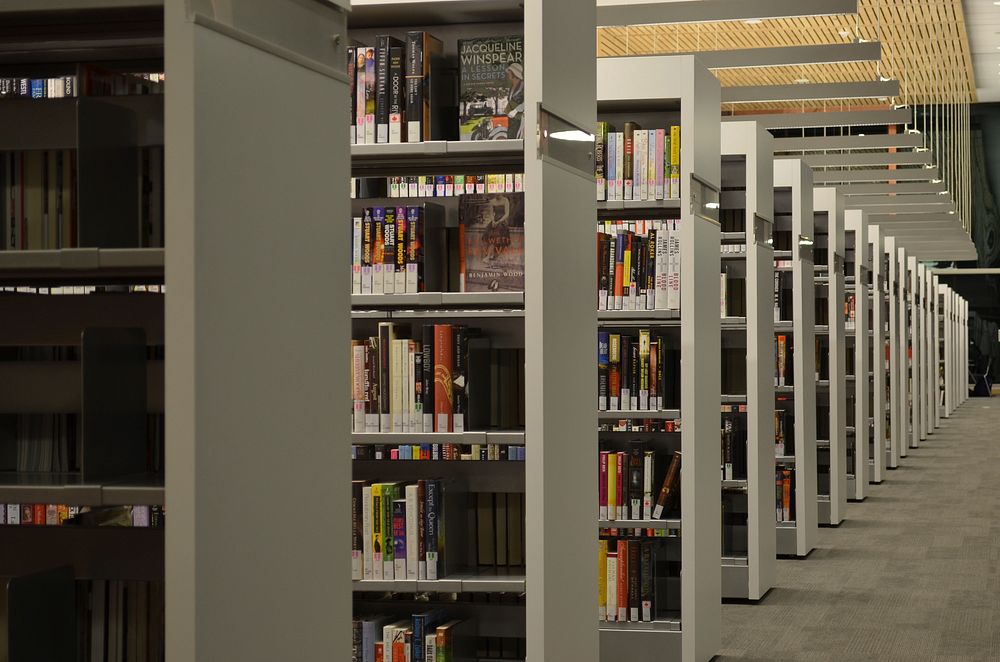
[719,400,1000,661]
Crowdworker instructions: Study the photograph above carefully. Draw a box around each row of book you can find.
[352,479,449,582]
[0,285,166,295]
[9,414,76,472]
[597,220,681,312]
[350,192,525,295]
[0,504,163,527]
[720,416,748,481]
[80,579,164,662]
[598,446,681,522]
[351,614,472,662]
[599,419,680,433]
[0,146,164,250]
[595,123,681,202]
[352,443,525,462]
[352,324,525,435]
[774,410,795,457]
[773,268,794,322]
[598,539,658,623]
[351,173,524,199]
[597,330,679,412]
[0,70,164,99]
[350,33,524,144]
[775,469,795,523]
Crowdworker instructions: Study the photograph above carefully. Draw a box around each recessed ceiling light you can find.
[794,78,810,84]
[744,18,762,24]
[858,133,866,137]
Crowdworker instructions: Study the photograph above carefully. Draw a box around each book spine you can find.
[635,129,647,201]
[667,219,681,310]
[362,485,374,580]
[782,469,792,521]
[595,121,608,200]
[655,128,665,200]
[608,334,620,411]
[642,450,654,519]
[616,450,625,520]
[433,325,454,432]
[607,451,617,521]
[391,339,403,432]
[623,122,636,200]
[406,206,422,293]
[628,442,643,520]
[389,46,406,143]
[775,470,783,521]
[598,451,609,519]
[383,208,397,294]
[372,484,384,579]
[352,480,364,580]
[405,32,424,143]
[614,132,624,201]
[425,480,440,579]
[607,132,617,201]
[377,323,394,431]
[364,47,376,144]
[421,325,434,432]
[405,484,419,580]
[417,480,427,579]
[375,36,391,142]
[652,450,681,519]
[348,47,356,143]
[372,207,385,294]
[640,541,653,621]
[394,206,407,294]
[598,539,607,620]
[616,539,628,621]
[352,342,366,432]
[638,329,650,410]
[598,331,609,410]
[628,540,640,621]
[365,338,378,432]
[669,125,680,198]
[407,339,417,433]
[452,326,467,433]
[605,551,618,622]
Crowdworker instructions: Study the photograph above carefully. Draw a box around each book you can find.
[458,35,524,140]
[459,192,525,292]
[376,36,405,143]
[405,32,444,142]
[651,451,681,519]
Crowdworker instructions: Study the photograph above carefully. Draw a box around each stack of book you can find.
[597,330,676,412]
[595,122,680,202]
[598,445,680,525]
[0,504,163,527]
[0,68,164,99]
[775,469,794,523]
[351,614,474,662]
[353,443,525,461]
[597,220,681,312]
[351,173,524,199]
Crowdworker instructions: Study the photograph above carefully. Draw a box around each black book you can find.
[375,35,405,143]
[388,46,406,143]
[629,341,639,410]
[453,325,468,432]
[628,540,640,621]
[421,325,434,432]
[640,541,654,621]
[348,47,356,139]
[628,440,644,519]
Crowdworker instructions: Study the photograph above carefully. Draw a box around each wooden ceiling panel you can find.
[596,0,976,107]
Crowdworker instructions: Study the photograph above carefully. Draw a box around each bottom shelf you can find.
[776,521,799,557]
[600,618,681,659]
[721,560,749,600]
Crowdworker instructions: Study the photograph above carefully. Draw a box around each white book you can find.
[372,263,384,295]
[405,485,419,580]
[407,342,417,433]
[7,503,18,524]
[362,486,374,580]
[635,130,647,201]
[361,264,373,294]
[394,253,407,294]
[353,344,366,433]
[408,120,421,143]
[642,453,653,519]
[352,217,363,294]
[383,263,395,295]
[667,219,681,310]
[389,113,402,143]
[605,554,618,622]
[614,132,624,201]
[391,340,403,432]
[720,272,727,318]
[365,113,375,144]
[425,634,437,662]
[606,132,616,201]
[654,222,669,310]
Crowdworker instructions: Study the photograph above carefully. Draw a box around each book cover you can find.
[433,325,454,432]
[392,498,407,579]
[598,539,608,620]
[362,485,374,580]
[652,450,681,519]
[352,480,365,580]
[596,121,609,200]
[364,47,376,144]
[458,35,524,140]
[598,331,609,410]
[623,122,638,200]
[605,552,618,621]
[387,43,407,143]
[458,192,524,292]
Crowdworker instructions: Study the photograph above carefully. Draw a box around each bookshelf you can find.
[719,121,775,602]
[934,277,943,426]
[773,159,817,558]
[962,298,969,406]
[897,246,911,458]
[813,187,846,526]
[844,209,868,500]
[942,284,954,417]
[883,235,901,469]
[164,0,352,659]
[346,2,597,661]
[908,256,923,448]
[596,54,721,662]
[924,268,937,434]
[868,224,888,482]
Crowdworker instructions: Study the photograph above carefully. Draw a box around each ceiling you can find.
[963,0,1000,102]
[597,0,976,111]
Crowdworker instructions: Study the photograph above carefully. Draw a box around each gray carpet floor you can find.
[719,400,1000,662]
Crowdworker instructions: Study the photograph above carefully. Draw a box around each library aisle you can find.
[719,402,1000,661]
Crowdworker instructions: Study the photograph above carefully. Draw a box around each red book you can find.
[433,324,454,432]
[782,469,792,521]
[375,643,383,662]
[33,504,45,525]
[599,451,609,519]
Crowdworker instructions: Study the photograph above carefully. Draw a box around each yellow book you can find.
[598,539,608,620]
[669,125,681,199]
[371,483,384,580]
[607,452,617,521]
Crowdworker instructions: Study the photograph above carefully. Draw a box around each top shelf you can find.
[0,248,163,286]
[348,0,522,29]
[351,140,523,175]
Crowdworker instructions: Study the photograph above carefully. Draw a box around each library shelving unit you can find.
[719,121,775,602]
[0,3,167,658]
[773,159,817,558]
[908,257,923,447]
[898,247,912,457]
[813,187,846,526]
[884,234,902,469]
[841,209,872,501]
[868,224,888,483]
[165,0,352,658]
[347,1,597,661]
[843,209,868,500]
[597,54,721,662]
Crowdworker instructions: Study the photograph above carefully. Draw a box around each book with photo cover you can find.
[459,192,525,292]
[458,35,524,141]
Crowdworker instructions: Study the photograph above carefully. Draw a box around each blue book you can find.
[30,79,45,98]
[411,609,446,662]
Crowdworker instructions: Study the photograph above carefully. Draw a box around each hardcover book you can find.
[458,35,524,140]
[458,192,525,292]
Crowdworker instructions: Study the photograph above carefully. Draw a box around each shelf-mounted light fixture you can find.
[798,235,815,246]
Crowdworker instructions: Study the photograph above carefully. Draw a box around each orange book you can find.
[374,643,383,662]
[33,504,45,525]
[433,324,454,432]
